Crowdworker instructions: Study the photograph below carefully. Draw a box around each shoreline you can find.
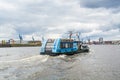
[0,44,41,48]
[0,44,119,48]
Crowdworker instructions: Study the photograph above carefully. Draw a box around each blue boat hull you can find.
[40,51,77,56]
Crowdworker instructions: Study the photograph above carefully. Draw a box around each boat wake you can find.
[0,55,49,63]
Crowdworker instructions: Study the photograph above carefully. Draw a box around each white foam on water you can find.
[88,48,94,55]
[41,55,49,62]
[0,55,49,63]
[57,55,66,58]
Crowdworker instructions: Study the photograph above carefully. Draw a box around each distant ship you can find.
[40,32,89,55]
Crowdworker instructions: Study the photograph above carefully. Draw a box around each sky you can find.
[0,0,120,41]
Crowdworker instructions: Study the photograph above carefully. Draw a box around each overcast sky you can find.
[0,0,120,41]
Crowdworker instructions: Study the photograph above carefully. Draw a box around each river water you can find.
[0,45,120,80]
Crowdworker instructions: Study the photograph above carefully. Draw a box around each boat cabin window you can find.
[82,45,87,48]
[60,42,73,48]
[46,42,53,46]
[46,39,54,48]
[60,39,73,48]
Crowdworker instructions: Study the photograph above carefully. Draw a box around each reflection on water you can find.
[0,45,120,80]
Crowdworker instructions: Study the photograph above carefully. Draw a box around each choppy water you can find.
[0,45,120,80]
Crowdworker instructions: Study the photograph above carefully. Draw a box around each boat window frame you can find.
[60,42,73,49]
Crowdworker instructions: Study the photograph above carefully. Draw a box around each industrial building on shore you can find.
[0,40,41,47]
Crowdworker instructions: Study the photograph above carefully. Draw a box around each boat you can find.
[40,38,89,56]
[77,44,89,53]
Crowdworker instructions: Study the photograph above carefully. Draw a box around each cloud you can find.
[0,24,18,40]
[79,0,120,8]
[0,0,17,11]
[0,0,120,40]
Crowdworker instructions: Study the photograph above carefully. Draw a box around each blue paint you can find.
[40,38,82,55]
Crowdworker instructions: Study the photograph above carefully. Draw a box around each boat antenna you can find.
[68,31,73,39]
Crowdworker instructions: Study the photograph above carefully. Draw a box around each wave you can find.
[0,55,49,63]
